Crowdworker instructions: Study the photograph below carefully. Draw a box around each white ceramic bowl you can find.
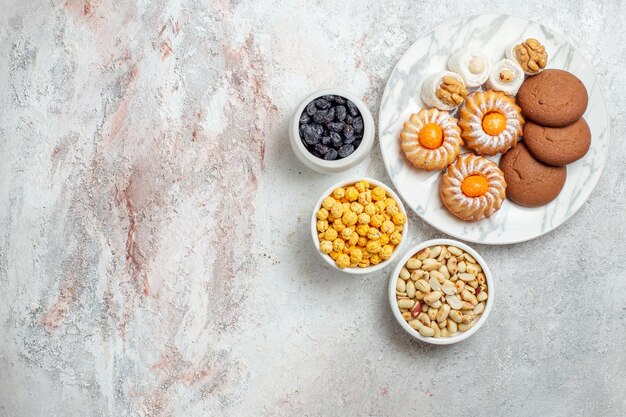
[290,88,375,174]
[311,177,408,274]
[388,239,494,344]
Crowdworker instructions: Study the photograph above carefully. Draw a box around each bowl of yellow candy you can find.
[311,178,408,274]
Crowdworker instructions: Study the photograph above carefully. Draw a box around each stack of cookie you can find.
[499,69,590,207]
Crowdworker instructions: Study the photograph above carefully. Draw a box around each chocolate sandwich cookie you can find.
[517,69,588,127]
[499,142,566,207]
[523,118,591,166]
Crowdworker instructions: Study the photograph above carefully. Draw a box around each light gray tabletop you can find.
[1,1,625,416]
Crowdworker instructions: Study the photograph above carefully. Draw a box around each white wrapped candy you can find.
[447,48,491,87]
[486,59,525,96]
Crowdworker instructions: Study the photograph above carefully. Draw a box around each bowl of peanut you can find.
[389,239,493,344]
[311,178,408,274]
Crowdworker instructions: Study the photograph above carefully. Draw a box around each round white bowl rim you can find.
[291,88,375,172]
[388,238,494,344]
[311,177,408,275]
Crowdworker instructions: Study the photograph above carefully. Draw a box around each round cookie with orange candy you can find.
[400,108,463,171]
[458,90,524,156]
[440,153,507,222]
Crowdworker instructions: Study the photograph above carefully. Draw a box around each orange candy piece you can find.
[419,123,444,149]
[482,111,507,136]
[461,175,489,197]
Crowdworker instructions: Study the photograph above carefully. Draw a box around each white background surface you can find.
[1,1,625,416]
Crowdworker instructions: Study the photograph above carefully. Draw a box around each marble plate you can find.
[379,14,609,245]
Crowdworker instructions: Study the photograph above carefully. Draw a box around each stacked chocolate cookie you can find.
[499,69,590,207]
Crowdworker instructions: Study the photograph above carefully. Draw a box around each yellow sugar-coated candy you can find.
[358,191,372,205]
[389,231,402,245]
[350,248,363,263]
[316,220,329,233]
[371,186,387,201]
[318,232,324,240]
[342,211,358,226]
[370,214,385,228]
[355,180,369,193]
[324,228,338,241]
[343,245,352,254]
[358,259,371,268]
[366,240,382,254]
[395,224,403,232]
[356,224,370,237]
[332,218,346,232]
[345,186,359,202]
[341,202,351,212]
[370,254,382,265]
[330,203,344,219]
[320,240,333,254]
[349,233,359,246]
[364,203,377,216]
[333,238,345,252]
[332,187,345,200]
[374,200,387,213]
[381,220,395,234]
[386,204,399,216]
[357,213,370,225]
[379,233,390,245]
[329,251,340,260]
[341,227,353,240]
[380,244,394,260]
[350,202,364,214]
[362,250,372,259]
[322,197,336,210]
[384,198,397,207]
[317,208,329,220]
[358,236,368,247]
[392,212,406,226]
[367,228,381,241]
[336,254,350,269]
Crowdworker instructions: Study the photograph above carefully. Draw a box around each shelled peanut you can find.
[395,245,488,338]
[317,180,405,269]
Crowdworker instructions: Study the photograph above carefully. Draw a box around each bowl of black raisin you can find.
[290,88,374,173]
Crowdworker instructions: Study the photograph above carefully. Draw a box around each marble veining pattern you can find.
[1,1,625,417]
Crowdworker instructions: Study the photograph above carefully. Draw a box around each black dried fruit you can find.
[338,144,355,158]
[328,122,344,132]
[343,124,354,138]
[325,107,336,123]
[324,148,338,160]
[297,95,363,161]
[353,116,363,133]
[315,108,335,124]
[330,132,343,148]
[301,125,319,146]
[346,100,359,116]
[306,101,317,116]
[312,110,326,123]
[315,144,330,155]
[315,98,331,109]
[335,105,346,122]
[312,123,324,136]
